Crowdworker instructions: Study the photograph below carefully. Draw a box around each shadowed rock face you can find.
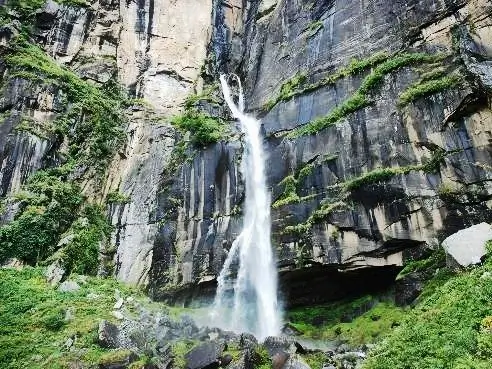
[1,0,492,306]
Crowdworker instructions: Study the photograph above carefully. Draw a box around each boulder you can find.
[58,281,80,293]
[442,223,492,267]
[98,320,120,349]
[219,354,233,367]
[263,336,296,356]
[272,351,290,369]
[283,356,311,369]
[46,261,65,286]
[184,341,225,369]
[2,258,24,269]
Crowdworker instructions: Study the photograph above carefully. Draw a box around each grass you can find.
[363,246,492,369]
[287,52,448,138]
[398,73,461,106]
[288,295,407,346]
[0,267,201,369]
[0,267,137,369]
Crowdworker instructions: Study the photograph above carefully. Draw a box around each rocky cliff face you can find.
[1,0,491,307]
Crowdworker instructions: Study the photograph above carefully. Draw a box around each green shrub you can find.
[60,205,112,275]
[0,170,83,264]
[42,309,66,331]
[106,191,130,204]
[171,111,225,146]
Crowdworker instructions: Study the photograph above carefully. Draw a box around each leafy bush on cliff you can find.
[0,169,111,274]
[171,110,225,147]
[0,169,83,265]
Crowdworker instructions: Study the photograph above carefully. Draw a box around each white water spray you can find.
[210,75,281,340]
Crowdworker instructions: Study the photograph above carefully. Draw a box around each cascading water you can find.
[210,75,281,340]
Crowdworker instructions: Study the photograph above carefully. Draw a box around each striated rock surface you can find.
[1,0,492,307]
[148,0,492,305]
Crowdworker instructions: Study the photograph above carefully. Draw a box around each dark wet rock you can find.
[184,341,225,369]
[282,323,303,337]
[219,354,233,367]
[272,351,290,369]
[395,272,425,306]
[238,333,258,350]
[264,336,297,356]
[98,320,120,349]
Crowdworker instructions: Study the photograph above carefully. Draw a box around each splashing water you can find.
[210,75,281,340]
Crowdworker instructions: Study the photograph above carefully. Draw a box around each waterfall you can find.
[210,75,281,340]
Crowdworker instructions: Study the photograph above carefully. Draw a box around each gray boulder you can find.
[442,223,492,267]
[184,341,225,369]
[46,261,65,286]
[264,336,296,356]
[98,320,120,349]
[283,356,311,369]
[58,281,80,293]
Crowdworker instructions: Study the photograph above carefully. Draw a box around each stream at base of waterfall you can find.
[209,75,282,340]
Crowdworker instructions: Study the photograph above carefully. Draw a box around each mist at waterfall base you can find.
[208,75,282,340]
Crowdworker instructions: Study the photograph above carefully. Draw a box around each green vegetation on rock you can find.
[363,245,492,369]
[288,295,407,346]
[0,169,83,265]
[272,162,318,209]
[281,147,451,234]
[264,52,389,111]
[288,52,447,138]
[0,31,130,269]
[5,38,126,172]
[306,20,324,38]
[106,191,130,205]
[171,110,225,147]
[398,73,462,106]
[0,167,111,274]
[0,267,135,369]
